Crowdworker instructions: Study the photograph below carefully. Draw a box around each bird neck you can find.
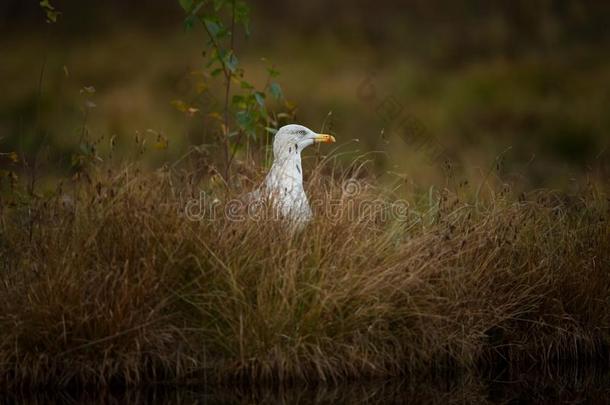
[266,152,304,190]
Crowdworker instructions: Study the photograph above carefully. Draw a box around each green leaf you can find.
[235,1,249,19]
[154,134,169,150]
[215,47,225,58]
[225,52,238,73]
[235,1,251,36]
[204,18,221,38]
[39,0,53,10]
[178,0,193,12]
[171,99,188,112]
[45,10,60,23]
[254,91,266,108]
[240,80,254,90]
[267,66,280,78]
[232,99,247,111]
[184,15,196,31]
[39,0,60,23]
[210,68,224,77]
[191,1,206,15]
[259,107,270,120]
[236,110,255,131]
[269,82,283,100]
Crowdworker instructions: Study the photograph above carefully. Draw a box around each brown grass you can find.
[0,163,608,389]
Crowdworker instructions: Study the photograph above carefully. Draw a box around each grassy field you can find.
[0,160,608,388]
[2,23,609,191]
[1,1,609,391]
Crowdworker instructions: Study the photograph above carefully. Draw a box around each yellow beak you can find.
[313,133,336,144]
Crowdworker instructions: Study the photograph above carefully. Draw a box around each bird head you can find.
[273,124,335,160]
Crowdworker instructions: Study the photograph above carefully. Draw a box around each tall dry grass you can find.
[0,163,608,389]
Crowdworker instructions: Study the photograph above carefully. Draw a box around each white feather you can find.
[250,124,335,224]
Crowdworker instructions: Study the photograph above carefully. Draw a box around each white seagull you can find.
[251,124,336,223]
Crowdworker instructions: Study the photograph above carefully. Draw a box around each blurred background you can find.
[1,0,609,192]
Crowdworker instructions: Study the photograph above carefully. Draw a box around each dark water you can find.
[3,368,610,404]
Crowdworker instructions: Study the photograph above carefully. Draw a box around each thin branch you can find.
[222,0,237,183]
[200,1,237,184]
[227,128,245,169]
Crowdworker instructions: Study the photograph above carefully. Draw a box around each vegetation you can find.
[0,0,608,391]
[176,0,290,181]
[0,161,608,388]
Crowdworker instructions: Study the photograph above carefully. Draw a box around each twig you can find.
[200,1,237,184]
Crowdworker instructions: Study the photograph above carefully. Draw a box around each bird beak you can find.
[313,133,336,144]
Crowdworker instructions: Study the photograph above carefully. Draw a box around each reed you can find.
[0,164,608,389]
